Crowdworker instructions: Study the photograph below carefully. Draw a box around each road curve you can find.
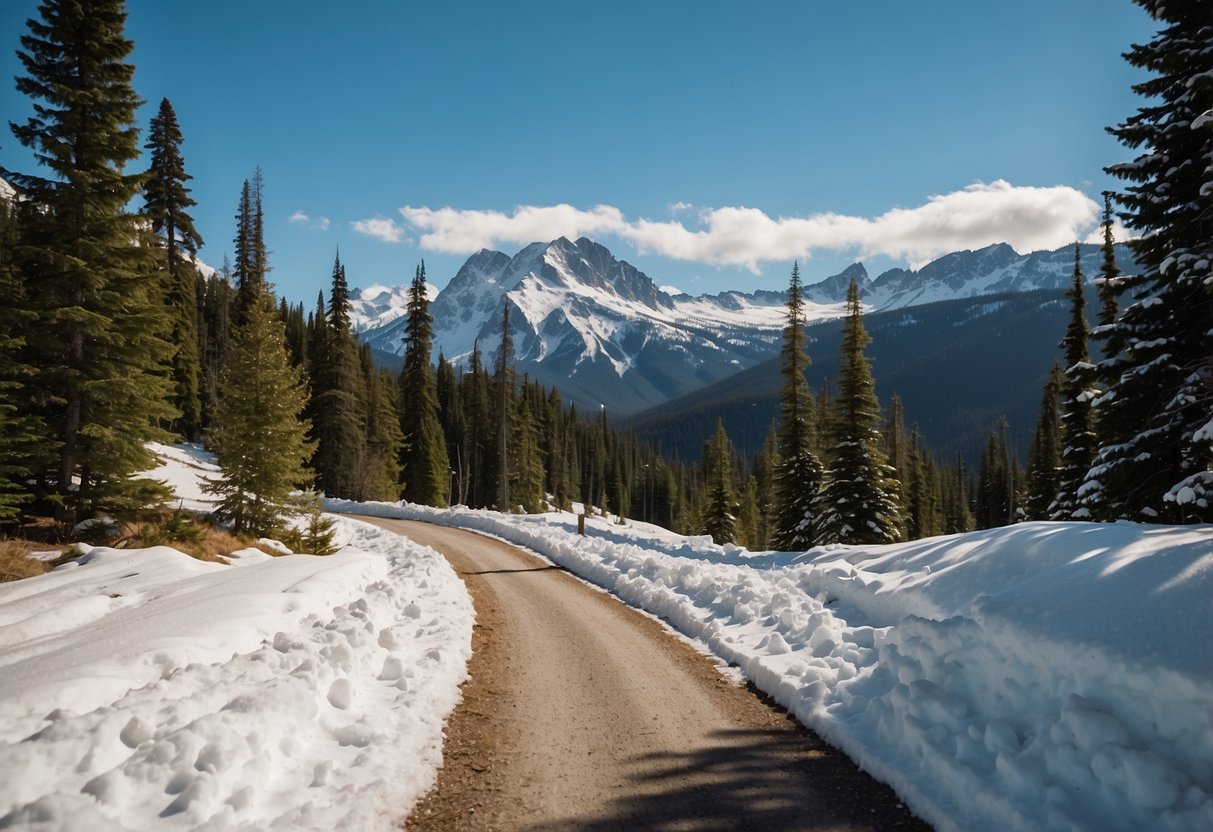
[353,517,928,831]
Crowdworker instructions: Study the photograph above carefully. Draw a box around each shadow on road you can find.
[527,728,927,832]
[460,565,563,576]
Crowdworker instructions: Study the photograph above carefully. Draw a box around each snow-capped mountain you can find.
[355,237,1133,414]
[358,237,812,412]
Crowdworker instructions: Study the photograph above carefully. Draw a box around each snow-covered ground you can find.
[0,448,473,830]
[4,442,1210,831]
[330,499,1213,832]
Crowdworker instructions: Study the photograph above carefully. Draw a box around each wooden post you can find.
[578,513,586,536]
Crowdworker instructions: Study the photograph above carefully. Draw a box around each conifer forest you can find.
[1,0,1210,551]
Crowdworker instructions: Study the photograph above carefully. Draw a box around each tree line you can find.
[1,0,1208,550]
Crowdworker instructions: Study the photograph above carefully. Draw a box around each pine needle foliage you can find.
[205,291,315,537]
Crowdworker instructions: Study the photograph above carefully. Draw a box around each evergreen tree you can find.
[1092,192,1124,365]
[198,266,234,429]
[752,421,780,550]
[232,170,268,325]
[1050,247,1098,520]
[461,341,492,508]
[1085,3,1213,521]
[357,350,404,502]
[1025,364,1064,520]
[975,418,1018,528]
[885,394,910,504]
[205,290,314,536]
[820,281,904,544]
[8,0,175,525]
[309,255,367,498]
[512,393,545,513]
[702,419,736,544]
[399,262,449,506]
[494,301,515,510]
[144,97,204,439]
[773,264,828,549]
[0,190,43,524]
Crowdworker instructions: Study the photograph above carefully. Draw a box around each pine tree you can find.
[8,0,175,525]
[512,393,545,513]
[752,421,780,550]
[232,170,268,325]
[1084,3,1213,521]
[1025,364,1064,520]
[205,290,314,536]
[357,350,403,502]
[198,266,234,430]
[885,394,910,505]
[0,189,43,524]
[820,281,904,544]
[399,262,449,506]
[702,418,737,544]
[1050,247,1098,520]
[494,301,515,510]
[773,264,828,550]
[309,255,367,498]
[144,97,204,439]
[1092,193,1124,365]
[975,418,1018,528]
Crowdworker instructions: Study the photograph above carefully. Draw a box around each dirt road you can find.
[354,517,927,831]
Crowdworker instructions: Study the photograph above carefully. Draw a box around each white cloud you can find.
[290,210,331,232]
[352,216,405,244]
[667,201,695,215]
[396,181,1104,271]
[398,204,628,253]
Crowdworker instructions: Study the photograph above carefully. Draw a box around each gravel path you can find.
[355,517,928,831]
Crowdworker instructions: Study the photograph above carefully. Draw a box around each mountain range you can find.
[351,236,1134,420]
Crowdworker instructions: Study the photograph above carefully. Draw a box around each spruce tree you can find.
[205,290,314,536]
[493,301,515,510]
[1025,364,1064,520]
[0,190,42,524]
[309,255,367,498]
[1050,247,1098,520]
[773,264,828,549]
[1092,193,1124,365]
[144,97,204,439]
[358,349,404,502]
[702,418,737,544]
[399,262,450,506]
[8,0,175,525]
[1085,3,1213,521]
[820,281,904,544]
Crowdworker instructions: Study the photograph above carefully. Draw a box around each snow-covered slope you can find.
[0,446,474,831]
[355,238,1134,414]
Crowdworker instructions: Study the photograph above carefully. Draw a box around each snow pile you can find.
[333,499,1213,832]
[0,518,473,829]
[138,442,220,512]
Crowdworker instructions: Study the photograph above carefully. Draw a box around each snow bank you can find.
[333,499,1213,832]
[0,516,473,830]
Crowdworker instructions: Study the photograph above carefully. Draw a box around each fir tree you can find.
[494,301,515,510]
[0,190,43,524]
[399,262,449,506]
[357,349,403,502]
[1050,247,1098,520]
[8,0,175,525]
[702,418,737,544]
[309,255,367,498]
[1025,364,1063,520]
[144,97,204,439]
[1092,192,1124,365]
[1085,3,1213,521]
[820,281,904,544]
[205,290,314,536]
[773,264,828,550]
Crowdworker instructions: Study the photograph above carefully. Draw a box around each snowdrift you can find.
[333,499,1213,832]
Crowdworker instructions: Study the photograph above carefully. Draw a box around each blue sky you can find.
[1,1,1155,305]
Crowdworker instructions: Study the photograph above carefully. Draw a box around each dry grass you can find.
[117,510,285,562]
[0,538,70,583]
